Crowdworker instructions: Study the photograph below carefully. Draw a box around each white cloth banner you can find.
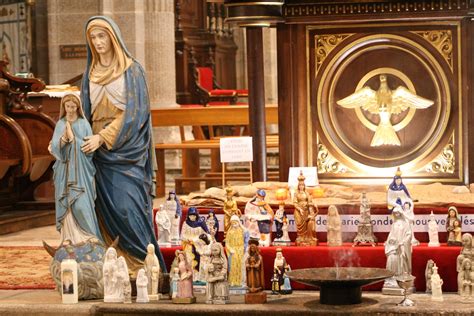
[213,214,474,233]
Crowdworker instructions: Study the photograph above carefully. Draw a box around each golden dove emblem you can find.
[336,75,434,147]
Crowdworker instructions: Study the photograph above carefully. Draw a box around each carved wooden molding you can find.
[317,142,352,174]
[412,30,453,71]
[315,34,353,73]
[424,134,455,174]
[285,1,469,17]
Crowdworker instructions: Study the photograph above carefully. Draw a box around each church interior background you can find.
[1,0,474,314]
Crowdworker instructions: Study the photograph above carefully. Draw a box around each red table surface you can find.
[159,243,461,292]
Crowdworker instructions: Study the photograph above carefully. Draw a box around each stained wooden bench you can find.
[151,105,278,196]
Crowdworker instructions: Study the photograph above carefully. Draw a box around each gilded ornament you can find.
[315,34,352,72]
[317,142,349,174]
[337,74,434,147]
[413,30,453,71]
[425,135,455,174]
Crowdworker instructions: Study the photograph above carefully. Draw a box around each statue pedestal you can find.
[148,294,161,301]
[245,291,267,304]
[382,286,415,296]
[172,296,196,304]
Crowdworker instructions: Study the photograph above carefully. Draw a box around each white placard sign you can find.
[288,167,318,187]
[220,137,253,163]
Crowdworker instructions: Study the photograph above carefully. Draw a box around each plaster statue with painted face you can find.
[244,189,274,247]
[155,205,171,247]
[225,215,249,288]
[163,191,182,245]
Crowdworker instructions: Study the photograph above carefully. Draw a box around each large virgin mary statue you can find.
[50,93,102,245]
[80,16,165,273]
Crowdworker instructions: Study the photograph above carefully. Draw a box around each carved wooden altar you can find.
[277,0,474,184]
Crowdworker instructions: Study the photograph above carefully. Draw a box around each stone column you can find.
[144,0,178,109]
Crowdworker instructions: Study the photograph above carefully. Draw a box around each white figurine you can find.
[144,244,160,299]
[425,259,435,293]
[103,247,122,303]
[383,205,413,292]
[327,205,342,246]
[457,233,473,273]
[136,269,149,303]
[205,243,230,304]
[164,190,182,245]
[458,258,472,297]
[428,211,440,247]
[430,264,444,301]
[155,205,172,247]
[117,257,132,304]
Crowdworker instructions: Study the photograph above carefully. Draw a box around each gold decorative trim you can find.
[225,2,284,7]
[412,30,453,71]
[425,134,455,174]
[285,1,468,17]
[317,142,352,174]
[315,34,352,73]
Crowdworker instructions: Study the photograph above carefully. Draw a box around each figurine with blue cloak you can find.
[46,93,106,300]
[50,93,102,245]
[79,16,165,274]
[387,168,418,245]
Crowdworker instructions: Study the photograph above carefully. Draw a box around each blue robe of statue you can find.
[51,117,102,241]
[80,16,166,271]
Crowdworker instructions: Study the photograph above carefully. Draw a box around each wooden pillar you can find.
[246,27,267,182]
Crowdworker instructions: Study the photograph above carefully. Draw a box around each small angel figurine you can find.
[425,259,435,293]
[447,206,462,246]
[430,264,444,301]
[144,244,160,297]
[427,211,440,247]
[327,205,342,246]
[155,205,172,247]
[136,268,149,303]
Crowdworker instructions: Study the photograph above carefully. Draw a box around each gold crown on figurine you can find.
[298,170,306,182]
[395,167,402,177]
[225,186,233,194]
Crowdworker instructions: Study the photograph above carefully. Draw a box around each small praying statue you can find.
[206,210,219,243]
[155,205,172,247]
[430,264,444,301]
[144,244,160,300]
[327,205,342,246]
[205,243,230,304]
[447,206,462,246]
[425,259,435,293]
[136,269,149,303]
[457,258,472,297]
[245,239,267,303]
[383,205,413,293]
[428,211,440,247]
[169,267,180,299]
